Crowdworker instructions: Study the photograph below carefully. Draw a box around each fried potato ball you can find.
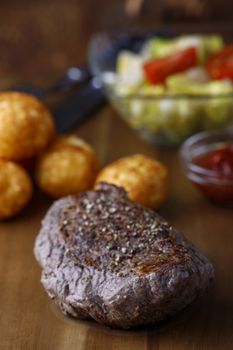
[0,160,33,219]
[0,92,55,160]
[95,154,168,209]
[36,135,99,198]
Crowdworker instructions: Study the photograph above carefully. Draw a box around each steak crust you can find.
[34,183,214,329]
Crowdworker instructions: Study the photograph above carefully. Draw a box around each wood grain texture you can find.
[1,110,233,350]
[0,1,233,349]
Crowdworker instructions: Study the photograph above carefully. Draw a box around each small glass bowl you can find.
[88,32,233,147]
[180,128,233,205]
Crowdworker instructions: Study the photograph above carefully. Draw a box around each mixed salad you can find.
[107,34,233,143]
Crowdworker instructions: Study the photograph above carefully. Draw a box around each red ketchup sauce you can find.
[193,145,233,204]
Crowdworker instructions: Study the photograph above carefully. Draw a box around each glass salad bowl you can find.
[88,32,233,146]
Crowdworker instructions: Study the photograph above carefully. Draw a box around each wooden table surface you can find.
[0,1,233,349]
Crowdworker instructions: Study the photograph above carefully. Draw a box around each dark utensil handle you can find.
[47,66,91,94]
[10,66,92,99]
[54,79,106,133]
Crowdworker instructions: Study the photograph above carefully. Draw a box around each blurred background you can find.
[0,0,232,88]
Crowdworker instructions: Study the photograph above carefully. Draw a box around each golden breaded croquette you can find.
[0,92,55,160]
[36,135,99,198]
[0,160,33,219]
[95,154,168,209]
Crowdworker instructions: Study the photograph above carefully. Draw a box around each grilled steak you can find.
[34,183,214,329]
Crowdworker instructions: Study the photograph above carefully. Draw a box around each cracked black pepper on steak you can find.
[34,182,214,329]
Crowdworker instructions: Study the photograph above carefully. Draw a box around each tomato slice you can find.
[207,45,233,80]
[143,47,198,85]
